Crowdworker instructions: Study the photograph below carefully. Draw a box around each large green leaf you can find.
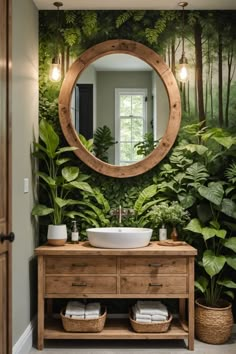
[62,166,79,182]
[56,157,71,166]
[212,136,236,149]
[201,227,217,240]
[39,119,59,158]
[195,276,208,293]
[226,256,236,270]
[180,144,208,155]
[203,250,226,277]
[223,290,235,299]
[197,203,213,223]
[92,187,110,213]
[36,172,56,186]
[69,181,93,194]
[32,204,54,216]
[56,146,78,154]
[198,182,224,206]
[221,198,236,218]
[223,237,236,252]
[178,194,196,209]
[217,279,236,288]
[55,197,69,208]
[134,185,157,214]
[184,218,202,234]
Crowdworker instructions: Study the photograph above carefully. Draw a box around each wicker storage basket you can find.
[129,310,172,333]
[195,298,233,344]
[60,306,107,332]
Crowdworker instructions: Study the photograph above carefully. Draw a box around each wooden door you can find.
[0,0,13,353]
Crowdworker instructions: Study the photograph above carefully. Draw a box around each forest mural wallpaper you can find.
[38,10,236,316]
[39,10,236,129]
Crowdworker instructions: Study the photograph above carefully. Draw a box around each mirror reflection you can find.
[70,54,169,166]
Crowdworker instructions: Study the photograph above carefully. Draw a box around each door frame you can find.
[6,0,12,352]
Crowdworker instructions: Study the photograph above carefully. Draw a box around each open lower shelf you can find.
[44,317,189,340]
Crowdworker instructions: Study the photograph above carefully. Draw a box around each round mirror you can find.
[59,39,181,178]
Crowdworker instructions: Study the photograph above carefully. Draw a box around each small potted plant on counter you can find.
[32,119,94,246]
[148,201,190,241]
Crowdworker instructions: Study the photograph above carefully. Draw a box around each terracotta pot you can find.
[195,298,233,344]
[47,224,67,246]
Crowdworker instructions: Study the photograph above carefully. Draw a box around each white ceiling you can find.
[33,0,236,10]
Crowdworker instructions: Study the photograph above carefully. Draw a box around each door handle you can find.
[0,232,15,243]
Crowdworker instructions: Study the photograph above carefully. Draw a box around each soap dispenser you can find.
[71,220,79,244]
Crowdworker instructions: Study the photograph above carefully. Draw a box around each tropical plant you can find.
[93,125,117,162]
[134,132,158,157]
[185,172,236,307]
[32,119,95,225]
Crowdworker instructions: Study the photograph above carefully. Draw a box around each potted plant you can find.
[184,175,236,344]
[32,119,94,245]
[148,201,190,241]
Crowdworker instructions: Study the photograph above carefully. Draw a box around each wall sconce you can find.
[178,1,189,83]
[49,1,63,82]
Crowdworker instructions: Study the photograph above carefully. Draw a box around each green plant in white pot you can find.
[32,119,94,245]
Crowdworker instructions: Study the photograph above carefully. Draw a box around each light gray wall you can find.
[12,0,38,346]
[96,71,153,134]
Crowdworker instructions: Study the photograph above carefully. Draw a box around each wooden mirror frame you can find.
[59,39,181,178]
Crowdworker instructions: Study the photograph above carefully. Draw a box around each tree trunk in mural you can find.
[194,20,205,123]
[210,61,214,120]
[218,32,224,127]
[225,46,235,127]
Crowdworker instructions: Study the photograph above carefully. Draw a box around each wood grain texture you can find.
[120,275,187,294]
[58,39,181,178]
[120,256,187,274]
[36,242,197,350]
[35,241,197,256]
[45,256,117,274]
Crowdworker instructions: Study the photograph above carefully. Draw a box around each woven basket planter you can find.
[195,298,233,344]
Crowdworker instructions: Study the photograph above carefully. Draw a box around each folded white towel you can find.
[65,301,85,316]
[65,314,85,319]
[136,301,168,317]
[152,314,168,321]
[132,305,151,321]
[151,319,167,323]
[135,318,152,323]
[85,302,101,316]
[85,314,99,319]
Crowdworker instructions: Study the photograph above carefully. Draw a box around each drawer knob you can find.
[149,283,163,287]
[72,263,88,267]
[148,263,162,267]
[72,282,87,287]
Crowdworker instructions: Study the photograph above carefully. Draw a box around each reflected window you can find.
[115,88,147,165]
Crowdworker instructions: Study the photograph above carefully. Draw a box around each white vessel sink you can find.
[86,227,153,249]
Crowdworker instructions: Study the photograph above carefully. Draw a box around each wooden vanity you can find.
[35,241,197,350]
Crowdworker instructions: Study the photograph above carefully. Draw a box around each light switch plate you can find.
[24,178,29,193]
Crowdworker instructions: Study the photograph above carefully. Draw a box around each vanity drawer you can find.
[120,256,187,274]
[45,256,116,274]
[45,276,117,294]
[120,275,187,294]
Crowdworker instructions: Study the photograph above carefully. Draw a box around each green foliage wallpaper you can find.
[39,10,236,313]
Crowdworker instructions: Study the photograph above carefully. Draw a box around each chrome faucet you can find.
[110,205,134,224]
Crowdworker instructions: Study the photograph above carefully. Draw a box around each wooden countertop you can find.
[35,241,197,256]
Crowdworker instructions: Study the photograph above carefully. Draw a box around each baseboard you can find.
[13,317,36,354]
